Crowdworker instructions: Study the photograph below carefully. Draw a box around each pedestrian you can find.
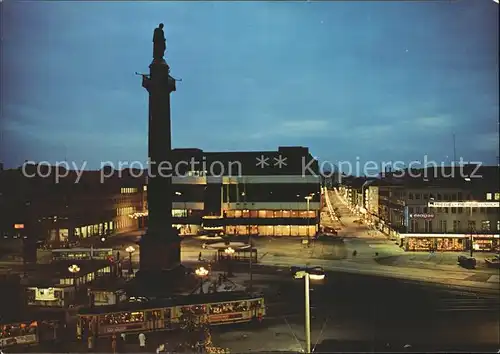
[87,335,94,352]
[198,252,202,261]
[138,332,146,349]
[111,334,117,354]
[118,333,126,352]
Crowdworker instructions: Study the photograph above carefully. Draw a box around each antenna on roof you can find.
[453,133,457,166]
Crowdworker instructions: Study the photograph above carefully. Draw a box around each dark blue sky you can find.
[1,0,498,170]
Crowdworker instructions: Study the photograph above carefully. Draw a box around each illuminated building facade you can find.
[339,165,500,252]
[140,146,322,237]
[0,165,145,247]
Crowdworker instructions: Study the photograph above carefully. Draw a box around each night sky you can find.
[1,1,498,171]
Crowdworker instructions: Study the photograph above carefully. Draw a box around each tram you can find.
[0,320,59,348]
[76,291,265,338]
[51,248,114,262]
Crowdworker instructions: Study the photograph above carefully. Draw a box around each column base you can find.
[132,228,184,297]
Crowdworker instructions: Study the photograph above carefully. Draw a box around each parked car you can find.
[458,255,476,269]
[485,254,500,268]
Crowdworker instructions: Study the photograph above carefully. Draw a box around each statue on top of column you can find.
[153,23,166,61]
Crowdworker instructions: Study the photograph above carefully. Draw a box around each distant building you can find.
[339,165,500,252]
[0,165,145,247]
[1,146,321,244]
[162,146,321,237]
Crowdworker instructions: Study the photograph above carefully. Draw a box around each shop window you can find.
[234,210,242,218]
[258,210,267,218]
[291,210,298,218]
[249,210,258,218]
[282,210,291,218]
[242,210,250,218]
[481,220,491,231]
[258,225,273,236]
[299,211,309,218]
[226,210,235,218]
[274,210,283,218]
[266,210,274,218]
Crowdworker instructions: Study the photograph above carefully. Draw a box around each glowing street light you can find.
[292,266,326,354]
[68,264,81,294]
[126,246,135,274]
[224,247,235,277]
[195,266,209,294]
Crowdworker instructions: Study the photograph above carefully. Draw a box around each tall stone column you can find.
[136,25,181,286]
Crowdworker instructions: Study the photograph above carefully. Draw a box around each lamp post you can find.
[195,266,209,294]
[242,187,254,292]
[68,264,80,299]
[292,267,326,354]
[224,247,235,277]
[305,195,313,246]
[126,246,135,275]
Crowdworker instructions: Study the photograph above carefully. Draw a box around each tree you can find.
[178,307,229,353]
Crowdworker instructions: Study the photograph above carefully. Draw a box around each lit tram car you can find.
[76,291,265,338]
[0,320,60,348]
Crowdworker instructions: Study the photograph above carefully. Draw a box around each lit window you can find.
[486,193,492,200]
[495,193,500,201]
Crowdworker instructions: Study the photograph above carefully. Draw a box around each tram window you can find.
[146,310,162,321]
[100,311,144,325]
[181,305,206,316]
[0,322,37,339]
[209,301,249,314]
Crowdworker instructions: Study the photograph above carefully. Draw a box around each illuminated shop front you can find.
[225,224,317,237]
[25,286,74,308]
[401,233,500,252]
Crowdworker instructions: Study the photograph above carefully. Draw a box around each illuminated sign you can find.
[14,224,24,229]
[399,233,500,239]
[428,201,500,208]
[35,288,57,301]
[208,313,244,322]
[410,213,435,219]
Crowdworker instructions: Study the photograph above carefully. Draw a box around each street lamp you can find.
[305,195,313,246]
[195,266,209,294]
[224,247,235,277]
[68,264,81,298]
[125,246,135,274]
[292,267,326,354]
